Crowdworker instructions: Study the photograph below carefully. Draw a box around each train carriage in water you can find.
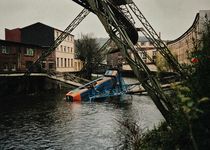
[66,69,132,102]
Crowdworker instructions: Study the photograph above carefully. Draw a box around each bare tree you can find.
[75,34,105,79]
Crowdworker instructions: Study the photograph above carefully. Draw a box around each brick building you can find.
[167,10,210,64]
[106,36,158,71]
[0,39,51,72]
[5,22,83,72]
[137,36,157,64]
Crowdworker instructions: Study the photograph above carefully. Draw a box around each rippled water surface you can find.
[0,79,163,150]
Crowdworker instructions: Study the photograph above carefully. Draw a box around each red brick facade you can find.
[0,40,52,72]
[5,28,21,42]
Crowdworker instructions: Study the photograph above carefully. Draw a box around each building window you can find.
[49,63,53,69]
[149,42,153,46]
[3,64,9,71]
[141,42,145,46]
[68,59,70,67]
[67,36,69,41]
[70,47,73,53]
[60,45,63,52]
[25,48,34,56]
[42,63,45,69]
[11,64,16,71]
[1,46,9,54]
[78,62,80,70]
[61,58,63,67]
[67,47,70,53]
[142,52,147,60]
[64,58,67,67]
[152,51,157,61]
[64,46,66,52]
[71,59,73,67]
[57,57,59,67]
[74,62,77,71]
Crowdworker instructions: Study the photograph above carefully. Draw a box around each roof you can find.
[21,22,74,36]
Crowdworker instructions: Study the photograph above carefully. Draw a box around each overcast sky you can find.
[0,0,210,40]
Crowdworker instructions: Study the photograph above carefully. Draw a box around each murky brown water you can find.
[0,78,163,150]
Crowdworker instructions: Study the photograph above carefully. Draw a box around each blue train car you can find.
[66,69,125,102]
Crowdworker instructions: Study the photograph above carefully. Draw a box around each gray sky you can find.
[0,0,210,40]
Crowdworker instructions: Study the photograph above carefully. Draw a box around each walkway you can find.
[0,73,82,87]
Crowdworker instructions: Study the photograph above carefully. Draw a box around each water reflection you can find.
[0,88,163,149]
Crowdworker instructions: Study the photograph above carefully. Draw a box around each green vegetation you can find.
[156,52,172,72]
[119,17,210,150]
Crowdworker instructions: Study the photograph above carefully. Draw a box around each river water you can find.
[0,78,163,150]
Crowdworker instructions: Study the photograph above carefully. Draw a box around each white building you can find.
[54,29,83,72]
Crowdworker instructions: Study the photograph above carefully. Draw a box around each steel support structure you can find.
[82,0,174,123]
[26,8,90,74]
[127,1,188,79]
[23,0,188,124]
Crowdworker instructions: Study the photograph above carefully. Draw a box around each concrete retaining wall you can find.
[0,75,76,97]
